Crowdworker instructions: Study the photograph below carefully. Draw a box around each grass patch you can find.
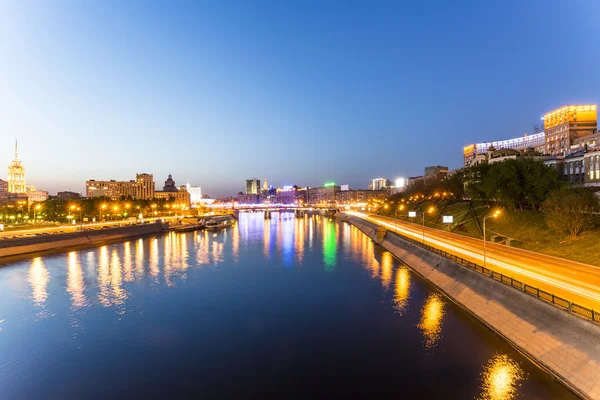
[379,200,600,267]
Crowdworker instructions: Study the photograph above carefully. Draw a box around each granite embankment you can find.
[339,212,600,400]
[0,222,167,258]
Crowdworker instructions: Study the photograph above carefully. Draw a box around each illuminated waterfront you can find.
[0,213,575,399]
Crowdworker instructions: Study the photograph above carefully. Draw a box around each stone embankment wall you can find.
[0,222,167,258]
[339,213,600,400]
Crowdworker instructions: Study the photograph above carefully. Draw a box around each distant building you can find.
[424,165,448,179]
[154,190,191,206]
[246,178,260,195]
[371,178,388,191]
[186,183,202,205]
[86,173,155,200]
[7,140,26,193]
[275,186,306,204]
[57,191,82,200]
[307,186,340,205]
[237,193,260,204]
[154,174,190,206]
[27,191,49,203]
[0,179,8,203]
[336,189,387,205]
[163,174,178,192]
[463,132,546,167]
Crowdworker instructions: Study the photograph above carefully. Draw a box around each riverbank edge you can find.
[338,212,600,400]
[0,222,168,259]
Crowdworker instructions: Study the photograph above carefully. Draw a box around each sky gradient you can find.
[1,1,599,197]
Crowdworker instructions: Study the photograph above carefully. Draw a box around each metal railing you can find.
[385,229,600,325]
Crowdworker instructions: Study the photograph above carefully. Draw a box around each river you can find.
[0,212,576,399]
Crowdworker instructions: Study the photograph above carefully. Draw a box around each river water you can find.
[0,212,576,399]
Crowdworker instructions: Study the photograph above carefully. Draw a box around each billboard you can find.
[341,184,349,191]
[408,211,417,218]
[442,215,453,223]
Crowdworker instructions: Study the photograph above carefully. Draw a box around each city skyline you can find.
[2,1,599,196]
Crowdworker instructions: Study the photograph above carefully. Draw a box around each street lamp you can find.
[100,204,107,222]
[34,204,41,227]
[483,209,501,268]
[422,206,435,245]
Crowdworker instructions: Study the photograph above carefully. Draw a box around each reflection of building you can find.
[246,178,260,195]
[186,183,202,204]
[424,165,448,179]
[0,179,8,203]
[464,132,546,167]
[7,140,26,193]
[57,191,82,200]
[543,105,597,156]
[307,186,340,204]
[86,173,155,200]
[27,191,49,203]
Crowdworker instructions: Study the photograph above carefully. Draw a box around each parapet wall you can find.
[339,213,600,400]
[0,222,167,258]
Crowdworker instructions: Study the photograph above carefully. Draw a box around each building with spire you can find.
[7,140,26,193]
[163,174,178,191]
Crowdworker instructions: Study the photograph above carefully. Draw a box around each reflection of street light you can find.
[483,209,501,268]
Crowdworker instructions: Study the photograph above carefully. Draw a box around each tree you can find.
[543,187,599,237]
[464,158,561,210]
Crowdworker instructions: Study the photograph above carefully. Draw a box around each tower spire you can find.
[14,139,18,160]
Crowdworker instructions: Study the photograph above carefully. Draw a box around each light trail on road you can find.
[347,212,600,311]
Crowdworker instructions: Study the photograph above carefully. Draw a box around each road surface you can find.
[0,216,179,239]
[348,212,600,311]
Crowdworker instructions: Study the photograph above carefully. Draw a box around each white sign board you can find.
[0,224,3,231]
[443,215,453,223]
[408,211,417,218]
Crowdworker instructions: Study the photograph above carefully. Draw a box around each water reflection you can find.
[478,353,525,400]
[67,252,86,309]
[380,252,393,289]
[394,267,411,314]
[323,219,337,271]
[28,257,49,307]
[418,293,445,350]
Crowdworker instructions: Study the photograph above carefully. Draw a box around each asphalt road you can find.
[0,216,179,239]
[348,212,600,311]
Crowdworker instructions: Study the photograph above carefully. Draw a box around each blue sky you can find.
[1,0,599,197]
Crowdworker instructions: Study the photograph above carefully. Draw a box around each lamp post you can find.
[483,210,501,268]
[34,204,41,228]
[100,204,107,223]
[421,206,435,245]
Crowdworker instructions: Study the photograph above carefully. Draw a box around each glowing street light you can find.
[483,209,501,269]
[422,206,435,245]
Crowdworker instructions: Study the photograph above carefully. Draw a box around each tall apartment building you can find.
[544,105,597,156]
[0,179,8,203]
[246,178,260,195]
[371,178,389,191]
[7,140,26,193]
[86,173,155,200]
[135,173,155,199]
